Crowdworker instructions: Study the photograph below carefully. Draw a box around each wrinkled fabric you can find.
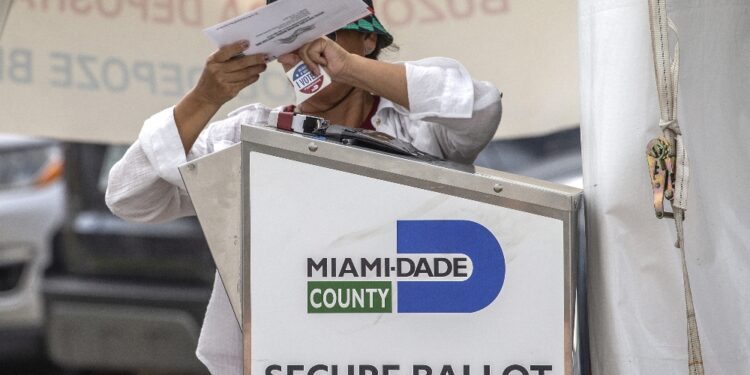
[579,0,750,373]
[106,57,502,375]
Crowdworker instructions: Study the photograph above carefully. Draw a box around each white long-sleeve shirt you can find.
[106,57,502,375]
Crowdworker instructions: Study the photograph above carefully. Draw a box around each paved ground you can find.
[2,359,136,375]
[1,359,63,375]
[2,360,169,375]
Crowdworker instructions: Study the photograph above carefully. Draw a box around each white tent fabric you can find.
[579,0,750,374]
[0,0,13,38]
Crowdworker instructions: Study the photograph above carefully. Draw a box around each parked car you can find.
[44,142,215,374]
[0,135,65,362]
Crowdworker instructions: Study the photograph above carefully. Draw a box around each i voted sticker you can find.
[286,61,331,105]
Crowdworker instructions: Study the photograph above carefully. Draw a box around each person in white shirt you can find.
[106,1,502,373]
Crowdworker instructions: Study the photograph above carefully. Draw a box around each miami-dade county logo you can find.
[292,64,324,94]
[307,220,506,314]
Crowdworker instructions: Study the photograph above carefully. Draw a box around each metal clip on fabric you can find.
[646,137,676,219]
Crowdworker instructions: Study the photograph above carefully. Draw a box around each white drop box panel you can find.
[180,124,584,375]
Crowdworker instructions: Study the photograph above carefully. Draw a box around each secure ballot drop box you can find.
[179,124,587,375]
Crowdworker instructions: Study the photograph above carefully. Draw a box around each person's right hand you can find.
[191,40,267,107]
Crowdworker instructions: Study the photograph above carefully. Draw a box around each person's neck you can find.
[300,88,374,128]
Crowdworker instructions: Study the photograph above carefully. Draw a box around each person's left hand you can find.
[278,37,353,80]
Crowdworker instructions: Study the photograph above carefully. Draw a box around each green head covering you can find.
[340,12,394,49]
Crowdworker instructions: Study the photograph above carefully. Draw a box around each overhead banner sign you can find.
[0,0,577,144]
[249,152,567,374]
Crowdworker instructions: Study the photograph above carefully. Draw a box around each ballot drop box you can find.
[179,124,585,375]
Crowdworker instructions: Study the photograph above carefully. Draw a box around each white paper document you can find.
[203,0,371,60]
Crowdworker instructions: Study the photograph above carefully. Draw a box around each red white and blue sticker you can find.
[286,61,331,105]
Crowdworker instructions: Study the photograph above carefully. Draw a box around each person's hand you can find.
[278,37,353,80]
[191,40,267,107]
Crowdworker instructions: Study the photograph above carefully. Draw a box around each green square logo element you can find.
[307,281,392,313]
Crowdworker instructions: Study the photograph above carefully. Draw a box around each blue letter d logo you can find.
[396,220,505,313]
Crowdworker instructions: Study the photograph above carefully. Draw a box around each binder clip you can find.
[646,137,676,219]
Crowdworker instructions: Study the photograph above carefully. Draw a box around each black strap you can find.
[313,125,441,161]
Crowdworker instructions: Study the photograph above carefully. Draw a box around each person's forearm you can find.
[339,55,409,109]
[173,90,222,154]
[172,41,267,154]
